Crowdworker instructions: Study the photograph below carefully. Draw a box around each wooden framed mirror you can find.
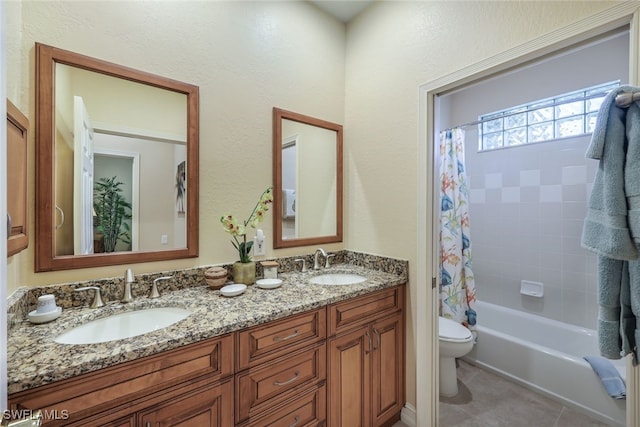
[272,108,343,248]
[35,43,199,271]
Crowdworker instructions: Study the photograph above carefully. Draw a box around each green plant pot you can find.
[232,261,256,285]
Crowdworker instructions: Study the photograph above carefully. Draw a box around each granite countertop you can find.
[7,264,406,394]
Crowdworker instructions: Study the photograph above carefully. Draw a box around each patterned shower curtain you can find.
[439,128,477,334]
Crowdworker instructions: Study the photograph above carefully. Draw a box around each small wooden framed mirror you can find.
[272,108,343,248]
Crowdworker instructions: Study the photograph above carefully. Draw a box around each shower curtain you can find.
[439,128,477,333]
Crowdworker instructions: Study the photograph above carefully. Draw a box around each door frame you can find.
[1,0,7,412]
[417,3,640,426]
[93,147,141,252]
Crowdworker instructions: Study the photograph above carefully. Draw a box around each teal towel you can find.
[597,258,623,359]
[582,85,640,364]
[583,355,626,399]
[582,86,639,259]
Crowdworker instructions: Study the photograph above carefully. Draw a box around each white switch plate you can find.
[161,234,168,245]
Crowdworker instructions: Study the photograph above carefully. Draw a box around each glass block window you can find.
[478,81,619,151]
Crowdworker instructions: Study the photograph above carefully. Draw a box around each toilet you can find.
[439,316,474,397]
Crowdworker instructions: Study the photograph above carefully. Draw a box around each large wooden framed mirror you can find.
[35,43,199,271]
[272,108,343,248]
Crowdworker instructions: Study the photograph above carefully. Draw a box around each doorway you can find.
[416,3,640,426]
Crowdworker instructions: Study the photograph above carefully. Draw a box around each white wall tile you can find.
[470,188,486,204]
[520,169,540,187]
[562,165,587,185]
[540,185,562,202]
[466,136,598,328]
[484,172,502,189]
[501,187,520,203]
[562,183,587,202]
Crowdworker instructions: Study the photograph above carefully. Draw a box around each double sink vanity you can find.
[6,42,405,426]
[6,251,407,426]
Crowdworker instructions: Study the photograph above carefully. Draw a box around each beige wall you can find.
[344,0,617,410]
[6,1,346,290]
[5,0,620,412]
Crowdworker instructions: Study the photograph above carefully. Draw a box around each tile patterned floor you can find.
[392,360,616,426]
[438,360,614,427]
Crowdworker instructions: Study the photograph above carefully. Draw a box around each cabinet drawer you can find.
[237,308,326,370]
[240,384,326,427]
[139,378,233,427]
[328,287,402,336]
[236,343,326,423]
[9,334,234,425]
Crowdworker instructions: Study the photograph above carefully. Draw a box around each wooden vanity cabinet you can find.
[9,285,405,427]
[327,287,405,427]
[6,100,29,257]
[235,308,327,426]
[8,334,234,427]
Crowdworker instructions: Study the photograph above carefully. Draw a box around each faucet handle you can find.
[75,286,105,308]
[325,254,335,268]
[150,276,172,299]
[294,258,307,272]
[125,268,134,283]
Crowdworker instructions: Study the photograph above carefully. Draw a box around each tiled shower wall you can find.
[465,134,599,329]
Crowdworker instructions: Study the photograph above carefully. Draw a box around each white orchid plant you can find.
[220,187,273,263]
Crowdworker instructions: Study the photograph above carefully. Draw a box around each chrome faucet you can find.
[325,253,335,268]
[122,268,134,303]
[150,276,172,299]
[313,248,327,270]
[75,286,104,308]
[294,258,307,272]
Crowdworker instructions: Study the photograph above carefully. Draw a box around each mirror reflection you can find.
[273,108,343,248]
[54,64,188,256]
[36,43,199,271]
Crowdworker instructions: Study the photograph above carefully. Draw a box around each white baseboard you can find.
[400,403,417,427]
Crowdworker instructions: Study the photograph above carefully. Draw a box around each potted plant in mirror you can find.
[93,176,132,253]
[220,187,273,285]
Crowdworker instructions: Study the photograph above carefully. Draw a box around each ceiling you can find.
[309,1,373,23]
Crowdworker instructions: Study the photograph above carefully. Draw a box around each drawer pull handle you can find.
[289,415,301,427]
[365,330,372,354]
[274,370,300,386]
[146,422,151,427]
[273,329,299,342]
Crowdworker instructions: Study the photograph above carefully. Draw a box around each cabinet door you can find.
[139,379,233,427]
[6,100,28,256]
[327,326,370,427]
[371,313,404,427]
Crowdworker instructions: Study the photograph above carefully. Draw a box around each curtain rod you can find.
[442,89,624,133]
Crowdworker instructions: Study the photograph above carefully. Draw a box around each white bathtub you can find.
[464,301,627,426]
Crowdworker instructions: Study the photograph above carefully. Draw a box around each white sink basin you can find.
[309,273,367,286]
[55,307,191,345]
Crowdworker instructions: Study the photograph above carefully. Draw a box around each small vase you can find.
[232,261,256,285]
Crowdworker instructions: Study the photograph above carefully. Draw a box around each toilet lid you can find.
[439,317,472,342]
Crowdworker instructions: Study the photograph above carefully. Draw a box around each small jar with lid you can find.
[260,261,279,279]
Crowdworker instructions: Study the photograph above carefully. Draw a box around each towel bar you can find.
[615,91,640,108]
